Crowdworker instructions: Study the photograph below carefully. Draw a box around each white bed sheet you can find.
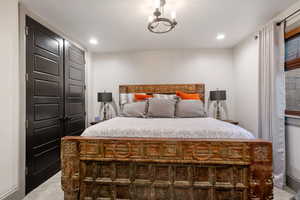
[82,117,255,139]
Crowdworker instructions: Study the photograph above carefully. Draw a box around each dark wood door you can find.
[64,41,86,136]
[26,16,64,193]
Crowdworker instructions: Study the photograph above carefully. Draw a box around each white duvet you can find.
[82,117,255,139]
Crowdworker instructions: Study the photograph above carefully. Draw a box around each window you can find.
[285,27,300,116]
[286,69,300,115]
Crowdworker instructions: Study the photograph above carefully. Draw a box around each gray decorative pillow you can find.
[121,101,147,118]
[147,98,176,118]
[175,100,206,118]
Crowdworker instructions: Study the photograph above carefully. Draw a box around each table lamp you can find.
[98,92,112,120]
[210,90,226,120]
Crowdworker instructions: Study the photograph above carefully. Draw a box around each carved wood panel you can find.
[79,161,248,200]
[78,140,252,165]
[61,137,273,200]
[119,84,205,102]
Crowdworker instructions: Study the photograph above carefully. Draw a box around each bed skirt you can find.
[61,136,273,200]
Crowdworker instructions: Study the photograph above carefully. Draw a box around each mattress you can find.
[82,117,255,139]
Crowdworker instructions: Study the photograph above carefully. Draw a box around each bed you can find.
[61,84,273,200]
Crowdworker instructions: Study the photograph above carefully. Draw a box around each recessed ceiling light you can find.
[89,38,98,45]
[216,34,226,40]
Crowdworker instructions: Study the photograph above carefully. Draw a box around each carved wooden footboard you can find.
[61,136,273,200]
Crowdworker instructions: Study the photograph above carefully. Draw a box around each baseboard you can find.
[0,186,22,200]
[287,175,300,192]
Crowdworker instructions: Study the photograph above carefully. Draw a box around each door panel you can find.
[26,16,64,193]
[69,67,83,81]
[34,79,59,97]
[35,30,60,55]
[34,104,60,121]
[64,42,86,136]
[34,54,60,76]
[70,85,83,97]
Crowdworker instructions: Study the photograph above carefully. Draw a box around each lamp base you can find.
[103,103,107,120]
[216,101,222,120]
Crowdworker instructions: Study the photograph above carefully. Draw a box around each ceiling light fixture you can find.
[216,34,226,40]
[148,0,178,34]
[89,38,98,45]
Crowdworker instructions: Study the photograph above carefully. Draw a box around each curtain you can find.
[258,22,286,188]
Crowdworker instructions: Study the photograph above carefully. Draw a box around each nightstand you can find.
[90,120,105,126]
[222,120,239,125]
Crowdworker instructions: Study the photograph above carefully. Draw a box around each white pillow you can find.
[120,93,146,105]
[153,94,177,100]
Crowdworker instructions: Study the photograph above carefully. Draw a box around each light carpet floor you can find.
[23,172,295,200]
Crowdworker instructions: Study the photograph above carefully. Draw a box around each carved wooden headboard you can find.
[119,83,205,101]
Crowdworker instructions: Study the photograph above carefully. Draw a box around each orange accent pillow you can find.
[176,91,202,100]
[134,94,153,101]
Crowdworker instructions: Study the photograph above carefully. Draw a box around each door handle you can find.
[59,116,73,121]
[64,116,73,121]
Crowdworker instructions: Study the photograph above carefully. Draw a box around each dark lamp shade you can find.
[98,92,112,103]
[210,90,226,101]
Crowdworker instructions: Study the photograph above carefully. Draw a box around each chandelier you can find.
[148,0,178,34]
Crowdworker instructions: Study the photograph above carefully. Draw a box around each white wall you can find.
[0,0,20,199]
[90,49,236,122]
[233,37,259,136]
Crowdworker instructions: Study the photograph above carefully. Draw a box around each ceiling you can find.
[22,0,298,53]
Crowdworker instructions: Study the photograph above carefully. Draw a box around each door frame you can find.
[17,5,89,199]
[25,16,65,193]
